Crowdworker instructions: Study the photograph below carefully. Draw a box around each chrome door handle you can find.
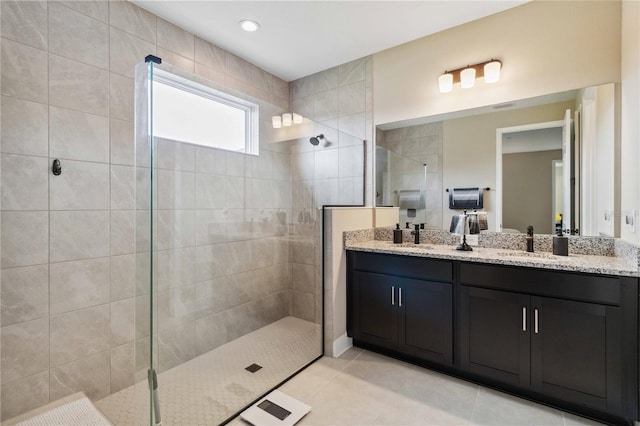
[534,308,539,334]
[391,286,395,305]
[522,307,526,332]
[399,288,402,307]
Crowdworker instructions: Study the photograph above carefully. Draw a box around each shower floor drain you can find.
[245,363,262,373]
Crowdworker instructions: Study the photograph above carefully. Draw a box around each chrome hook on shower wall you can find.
[52,159,62,176]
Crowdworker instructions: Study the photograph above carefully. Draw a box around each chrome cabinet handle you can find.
[522,307,526,332]
[391,286,395,305]
[399,288,402,307]
[534,308,539,334]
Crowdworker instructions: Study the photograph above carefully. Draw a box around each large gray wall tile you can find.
[111,210,135,256]
[195,210,226,245]
[1,371,49,421]
[1,154,48,210]
[111,298,135,346]
[110,27,156,78]
[158,18,194,60]
[49,55,109,116]
[50,211,110,262]
[50,351,110,401]
[58,1,108,23]
[109,0,156,44]
[49,2,109,69]
[111,165,135,210]
[158,323,195,372]
[109,73,134,121]
[49,160,110,210]
[1,211,48,268]
[1,38,48,103]
[195,37,226,73]
[1,265,49,326]
[50,258,110,315]
[156,209,196,250]
[111,254,136,301]
[195,313,227,355]
[0,1,47,50]
[1,318,49,384]
[110,119,135,166]
[110,343,134,393]
[50,305,110,367]
[49,106,109,163]
[1,96,48,156]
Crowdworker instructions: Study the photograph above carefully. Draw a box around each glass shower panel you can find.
[134,59,155,426]
[134,62,327,425]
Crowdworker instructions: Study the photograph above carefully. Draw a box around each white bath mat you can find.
[13,396,112,426]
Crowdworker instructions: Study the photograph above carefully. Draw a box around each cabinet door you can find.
[530,296,623,415]
[352,271,398,348]
[399,277,453,365]
[460,286,530,387]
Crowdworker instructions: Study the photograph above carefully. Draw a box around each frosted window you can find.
[152,76,258,154]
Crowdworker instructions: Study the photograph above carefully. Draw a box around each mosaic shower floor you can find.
[95,316,321,425]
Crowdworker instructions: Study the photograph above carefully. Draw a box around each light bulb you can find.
[484,60,501,83]
[460,67,476,89]
[292,113,303,124]
[439,73,453,93]
[282,113,292,127]
[239,20,260,32]
[272,116,282,129]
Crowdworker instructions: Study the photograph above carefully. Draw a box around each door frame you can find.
[495,120,564,232]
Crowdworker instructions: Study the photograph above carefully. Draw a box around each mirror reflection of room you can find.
[375,82,616,237]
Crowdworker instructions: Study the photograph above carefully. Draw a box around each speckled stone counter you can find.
[344,228,640,277]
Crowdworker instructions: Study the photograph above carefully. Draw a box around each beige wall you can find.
[324,207,374,356]
[620,0,640,243]
[373,1,621,126]
[442,100,574,231]
[503,150,562,234]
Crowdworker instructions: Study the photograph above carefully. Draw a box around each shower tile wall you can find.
[377,123,443,229]
[288,58,372,327]
[0,0,290,420]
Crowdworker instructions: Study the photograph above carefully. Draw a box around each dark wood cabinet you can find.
[348,253,453,365]
[529,296,622,414]
[458,262,635,419]
[352,271,398,349]
[346,250,639,424]
[459,286,530,387]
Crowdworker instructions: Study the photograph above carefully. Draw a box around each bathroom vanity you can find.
[345,232,639,425]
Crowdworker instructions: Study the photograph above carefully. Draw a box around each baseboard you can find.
[332,333,353,358]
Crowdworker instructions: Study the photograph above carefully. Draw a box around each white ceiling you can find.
[132,1,528,82]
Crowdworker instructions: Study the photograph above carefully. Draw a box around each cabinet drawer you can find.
[459,263,620,306]
[350,251,453,283]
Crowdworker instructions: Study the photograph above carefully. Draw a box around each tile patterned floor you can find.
[229,348,606,426]
[96,317,321,425]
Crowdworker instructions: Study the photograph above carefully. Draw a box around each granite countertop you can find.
[345,234,640,278]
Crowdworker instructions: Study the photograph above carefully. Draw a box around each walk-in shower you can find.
[96,59,365,424]
[0,12,367,421]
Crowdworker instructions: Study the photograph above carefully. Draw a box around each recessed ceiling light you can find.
[239,20,260,32]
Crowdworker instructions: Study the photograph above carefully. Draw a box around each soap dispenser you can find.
[393,224,403,244]
[553,222,569,256]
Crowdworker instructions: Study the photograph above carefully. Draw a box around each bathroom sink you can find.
[497,251,568,260]
[385,242,432,250]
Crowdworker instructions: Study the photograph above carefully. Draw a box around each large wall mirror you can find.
[375,83,617,237]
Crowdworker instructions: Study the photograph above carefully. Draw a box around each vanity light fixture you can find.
[239,20,260,32]
[439,59,502,93]
[272,112,304,128]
